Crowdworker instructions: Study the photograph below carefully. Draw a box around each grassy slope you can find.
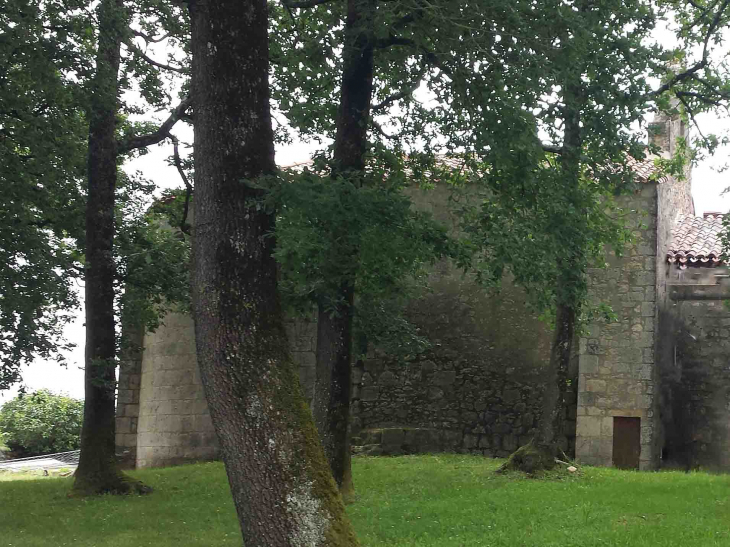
[1,455,729,546]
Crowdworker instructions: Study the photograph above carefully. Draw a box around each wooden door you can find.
[613,417,641,469]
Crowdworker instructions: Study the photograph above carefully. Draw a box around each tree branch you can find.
[374,35,415,49]
[675,89,724,107]
[374,35,454,78]
[682,0,720,32]
[542,143,563,154]
[282,0,333,8]
[117,96,192,153]
[132,30,170,44]
[651,0,730,98]
[371,119,399,140]
[126,41,187,74]
[676,92,710,144]
[170,135,193,235]
[651,59,708,97]
[372,68,427,112]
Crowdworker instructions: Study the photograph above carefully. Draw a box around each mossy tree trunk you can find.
[314,283,356,502]
[313,0,375,501]
[72,0,147,496]
[188,0,359,544]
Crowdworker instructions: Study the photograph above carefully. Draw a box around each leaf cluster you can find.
[115,183,192,336]
[0,389,83,456]
[270,170,464,347]
[0,1,90,389]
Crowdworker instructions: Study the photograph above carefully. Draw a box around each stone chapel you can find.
[116,112,730,471]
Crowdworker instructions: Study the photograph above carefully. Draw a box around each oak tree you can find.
[188,0,359,543]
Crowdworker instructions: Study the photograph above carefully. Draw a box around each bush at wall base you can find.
[0,390,83,457]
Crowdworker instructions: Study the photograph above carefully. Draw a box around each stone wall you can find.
[577,152,693,469]
[577,187,661,469]
[115,323,144,468]
[135,311,218,468]
[351,267,577,458]
[653,169,695,466]
[123,279,568,466]
[124,310,318,469]
[119,182,580,465]
[658,269,730,470]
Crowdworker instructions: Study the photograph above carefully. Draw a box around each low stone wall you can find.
[355,427,466,455]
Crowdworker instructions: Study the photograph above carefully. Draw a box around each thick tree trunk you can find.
[313,0,375,498]
[72,0,146,496]
[189,0,358,544]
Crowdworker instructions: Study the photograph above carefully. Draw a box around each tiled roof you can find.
[624,156,670,184]
[667,214,726,268]
[285,154,669,184]
[282,155,467,175]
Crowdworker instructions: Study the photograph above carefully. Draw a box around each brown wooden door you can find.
[613,417,641,469]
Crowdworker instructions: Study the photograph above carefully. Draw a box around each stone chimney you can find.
[648,108,689,157]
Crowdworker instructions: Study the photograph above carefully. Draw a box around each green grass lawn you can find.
[1,455,729,546]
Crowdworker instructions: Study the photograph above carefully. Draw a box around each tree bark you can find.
[534,303,577,448]
[189,0,358,544]
[72,0,147,496]
[313,0,375,500]
[313,284,355,501]
[501,62,585,475]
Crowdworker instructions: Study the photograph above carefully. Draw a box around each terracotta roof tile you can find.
[285,154,668,184]
[624,156,670,184]
[667,214,726,268]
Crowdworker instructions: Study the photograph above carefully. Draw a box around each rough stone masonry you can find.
[118,111,730,471]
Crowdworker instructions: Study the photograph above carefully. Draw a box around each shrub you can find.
[0,390,83,456]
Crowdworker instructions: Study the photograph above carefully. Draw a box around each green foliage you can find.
[273,0,730,329]
[458,163,633,315]
[271,170,463,350]
[273,172,447,303]
[0,0,192,390]
[116,184,192,336]
[0,1,90,389]
[0,390,83,456]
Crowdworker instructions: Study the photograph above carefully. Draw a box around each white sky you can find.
[2,18,730,404]
[0,136,318,404]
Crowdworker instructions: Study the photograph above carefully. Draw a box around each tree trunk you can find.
[534,74,584,451]
[313,0,375,499]
[535,303,577,448]
[501,66,585,475]
[72,0,147,496]
[188,0,358,544]
[314,284,355,502]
